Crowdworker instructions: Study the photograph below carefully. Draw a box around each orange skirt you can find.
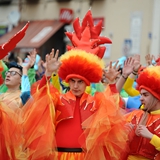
[0,102,25,160]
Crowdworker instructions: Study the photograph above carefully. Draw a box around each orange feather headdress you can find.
[58,11,112,85]
[136,66,160,100]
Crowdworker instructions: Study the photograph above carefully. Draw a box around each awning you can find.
[0,20,64,48]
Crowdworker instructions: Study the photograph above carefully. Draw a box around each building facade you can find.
[0,0,159,64]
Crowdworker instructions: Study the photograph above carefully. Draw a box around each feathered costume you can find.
[0,22,29,159]
[126,66,160,160]
[22,11,130,160]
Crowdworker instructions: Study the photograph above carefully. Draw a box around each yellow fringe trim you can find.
[60,49,105,69]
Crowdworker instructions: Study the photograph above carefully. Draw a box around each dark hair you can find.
[8,62,23,75]
[118,67,123,75]
[8,52,18,63]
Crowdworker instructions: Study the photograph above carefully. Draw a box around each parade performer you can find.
[0,22,35,160]
[23,11,130,160]
[126,66,160,160]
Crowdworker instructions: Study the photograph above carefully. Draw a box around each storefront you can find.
[0,20,66,60]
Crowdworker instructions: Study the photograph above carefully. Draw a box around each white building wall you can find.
[150,0,160,57]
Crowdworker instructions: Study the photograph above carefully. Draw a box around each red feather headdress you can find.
[58,11,112,85]
[136,66,160,100]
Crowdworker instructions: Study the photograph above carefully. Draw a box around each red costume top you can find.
[55,91,96,148]
[127,110,160,159]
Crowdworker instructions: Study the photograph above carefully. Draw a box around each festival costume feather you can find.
[0,22,29,60]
